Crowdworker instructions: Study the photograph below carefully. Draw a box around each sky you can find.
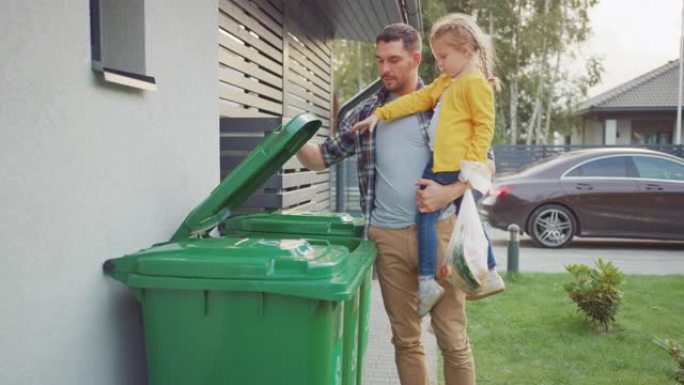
[584,0,682,97]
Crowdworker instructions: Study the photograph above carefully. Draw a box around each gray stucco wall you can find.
[0,1,218,384]
[573,119,604,145]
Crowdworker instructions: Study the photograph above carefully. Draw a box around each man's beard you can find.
[382,77,403,92]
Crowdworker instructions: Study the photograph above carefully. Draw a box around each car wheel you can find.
[528,204,576,248]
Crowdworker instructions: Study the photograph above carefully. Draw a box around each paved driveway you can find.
[362,280,438,385]
[487,226,684,275]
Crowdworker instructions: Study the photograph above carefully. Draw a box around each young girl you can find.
[352,13,498,316]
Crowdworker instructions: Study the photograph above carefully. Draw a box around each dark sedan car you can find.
[480,148,684,248]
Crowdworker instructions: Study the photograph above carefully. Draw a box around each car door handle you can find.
[575,183,594,191]
[645,184,664,191]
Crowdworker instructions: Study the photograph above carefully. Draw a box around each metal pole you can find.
[507,224,520,275]
[676,0,684,145]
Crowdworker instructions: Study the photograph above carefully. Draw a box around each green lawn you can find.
[446,273,684,385]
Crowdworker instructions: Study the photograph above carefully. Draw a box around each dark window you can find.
[566,156,629,178]
[633,156,684,181]
[90,0,156,90]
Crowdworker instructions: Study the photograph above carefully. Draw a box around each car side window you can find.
[633,156,684,181]
[565,156,628,178]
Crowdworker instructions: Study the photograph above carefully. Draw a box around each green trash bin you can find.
[104,113,376,385]
[222,212,372,385]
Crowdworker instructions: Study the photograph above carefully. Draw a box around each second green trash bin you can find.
[222,211,372,385]
[104,113,376,385]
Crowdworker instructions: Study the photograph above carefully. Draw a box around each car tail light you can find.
[483,184,515,204]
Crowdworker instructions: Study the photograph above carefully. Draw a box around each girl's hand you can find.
[351,114,379,133]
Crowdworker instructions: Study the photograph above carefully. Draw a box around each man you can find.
[297,24,496,385]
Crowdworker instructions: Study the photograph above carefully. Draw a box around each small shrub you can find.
[564,259,625,333]
[653,337,684,384]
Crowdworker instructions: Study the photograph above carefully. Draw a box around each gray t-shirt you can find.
[370,99,454,229]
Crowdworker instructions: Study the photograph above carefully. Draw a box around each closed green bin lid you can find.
[222,212,365,238]
[104,236,375,301]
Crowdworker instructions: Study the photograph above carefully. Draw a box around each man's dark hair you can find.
[376,23,422,53]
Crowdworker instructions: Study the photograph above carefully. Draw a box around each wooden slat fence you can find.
[218,0,333,214]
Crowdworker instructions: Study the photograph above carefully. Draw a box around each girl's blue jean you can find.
[417,159,497,277]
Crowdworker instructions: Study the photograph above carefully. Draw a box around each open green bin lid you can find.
[170,113,322,241]
[103,113,377,301]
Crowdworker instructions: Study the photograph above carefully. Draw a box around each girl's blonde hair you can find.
[430,13,500,89]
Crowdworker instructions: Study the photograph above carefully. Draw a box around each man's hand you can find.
[351,114,379,134]
[296,142,326,171]
[416,179,467,213]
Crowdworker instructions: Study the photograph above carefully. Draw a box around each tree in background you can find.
[331,0,603,144]
[332,39,377,111]
[451,0,603,144]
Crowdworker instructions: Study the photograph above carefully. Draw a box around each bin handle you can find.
[188,209,232,238]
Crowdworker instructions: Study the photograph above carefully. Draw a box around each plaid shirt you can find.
[319,81,493,235]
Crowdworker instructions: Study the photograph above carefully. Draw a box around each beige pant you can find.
[368,216,475,385]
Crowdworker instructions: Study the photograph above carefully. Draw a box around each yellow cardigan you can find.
[373,71,494,172]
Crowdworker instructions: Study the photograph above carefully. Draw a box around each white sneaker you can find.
[466,269,505,300]
[417,278,445,317]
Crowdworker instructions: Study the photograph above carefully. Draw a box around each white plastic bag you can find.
[442,160,492,291]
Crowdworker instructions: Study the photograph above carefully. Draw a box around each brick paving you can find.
[362,279,438,385]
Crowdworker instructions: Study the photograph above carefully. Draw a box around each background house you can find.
[0,1,421,384]
[575,60,681,146]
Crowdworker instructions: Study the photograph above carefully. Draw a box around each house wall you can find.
[578,111,682,146]
[577,119,604,145]
[0,1,218,384]
[574,118,634,145]
[616,119,632,145]
[604,119,617,145]
[570,123,583,144]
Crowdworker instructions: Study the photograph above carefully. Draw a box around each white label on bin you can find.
[256,239,315,259]
[278,239,307,250]
[279,239,315,260]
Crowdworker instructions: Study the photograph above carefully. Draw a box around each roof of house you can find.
[580,59,681,114]
[315,0,423,42]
